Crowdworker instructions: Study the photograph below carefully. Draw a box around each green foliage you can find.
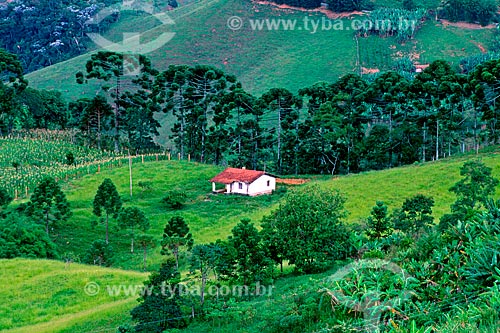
[161,216,194,269]
[0,137,118,197]
[0,187,12,211]
[393,194,435,234]
[366,201,392,240]
[25,176,72,236]
[130,258,188,332]
[450,160,499,213]
[136,234,157,271]
[437,0,498,25]
[137,181,153,191]
[0,213,58,259]
[357,8,427,43]
[326,0,374,11]
[262,185,350,273]
[161,190,187,210]
[229,218,272,285]
[83,239,114,266]
[93,178,122,244]
[65,151,75,166]
[118,207,150,253]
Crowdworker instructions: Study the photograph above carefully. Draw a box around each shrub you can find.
[161,190,187,210]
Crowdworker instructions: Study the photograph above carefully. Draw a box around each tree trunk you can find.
[143,246,147,271]
[105,213,109,244]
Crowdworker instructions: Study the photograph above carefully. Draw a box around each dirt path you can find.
[253,1,366,19]
[471,40,487,53]
[439,19,497,30]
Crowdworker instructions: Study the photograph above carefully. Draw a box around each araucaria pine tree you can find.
[93,178,122,244]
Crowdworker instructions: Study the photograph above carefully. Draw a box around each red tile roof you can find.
[210,168,268,184]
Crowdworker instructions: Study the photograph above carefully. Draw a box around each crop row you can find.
[0,138,170,199]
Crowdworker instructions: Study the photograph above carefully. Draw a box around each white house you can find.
[210,167,276,196]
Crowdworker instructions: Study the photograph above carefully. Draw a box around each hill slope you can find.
[3,149,500,332]
[25,0,494,100]
[0,259,147,333]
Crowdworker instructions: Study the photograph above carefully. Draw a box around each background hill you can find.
[25,0,496,100]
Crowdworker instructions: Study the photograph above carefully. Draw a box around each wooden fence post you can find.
[188,154,190,162]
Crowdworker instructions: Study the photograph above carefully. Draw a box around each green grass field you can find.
[25,0,495,101]
[0,259,147,332]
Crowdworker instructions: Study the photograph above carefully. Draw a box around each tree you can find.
[366,201,392,240]
[0,187,13,213]
[394,194,435,234]
[69,95,113,149]
[93,178,122,244]
[131,258,188,332]
[189,243,223,306]
[161,216,194,269]
[77,52,154,152]
[83,239,113,266]
[262,185,350,273]
[26,177,72,236]
[119,207,150,253]
[450,160,499,213]
[0,212,58,259]
[229,218,271,285]
[0,48,27,134]
[440,160,499,231]
[136,234,157,271]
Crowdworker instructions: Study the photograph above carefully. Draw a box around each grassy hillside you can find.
[3,149,500,332]
[0,259,147,333]
[46,147,500,273]
[56,160,284,272]
[26,0,495,100]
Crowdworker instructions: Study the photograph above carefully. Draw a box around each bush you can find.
[83,240,113,266]
[161,191,187,210]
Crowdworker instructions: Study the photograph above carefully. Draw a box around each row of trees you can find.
[4,46,500,176]
[68,51,500,176]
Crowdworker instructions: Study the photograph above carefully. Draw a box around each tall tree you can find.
[76,52,153,152]
[229,218,271,285]
[70,95,113,149]
[161,215,194,269]
[131,258,188,332]
[189,242,223,306]
[93,178,122,244]
[118,207,150,253]
[450,160,499,213]
[366,201,392,240]
[259,88,302,174]
[136,234,157,271]
[26,177,72,236]
[0,48,27,134]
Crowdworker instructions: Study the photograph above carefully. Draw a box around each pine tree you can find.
[93,178,122,244]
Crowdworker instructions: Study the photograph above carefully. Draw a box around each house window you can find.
[239,182,243,189]
[267,180,270,187]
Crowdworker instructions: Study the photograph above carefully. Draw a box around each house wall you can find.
[247,175,275,196]
[228,181,250,195]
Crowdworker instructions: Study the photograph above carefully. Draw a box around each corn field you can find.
[0,137,170,199]
[357,8,428,43]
